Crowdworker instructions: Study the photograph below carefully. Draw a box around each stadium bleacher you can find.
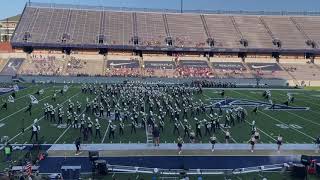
[5,3,320,179]
[136,12,167,46]
[261,16,310,49]
[5,2,320,84]
[11,3,320,52]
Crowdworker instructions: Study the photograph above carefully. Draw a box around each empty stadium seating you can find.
[261,16,310,49]
[204,15,242,48]
[281,63,320,81]
[166,13,207,47]
[233,16,274,49]
[293,17,320,47]
[12,3,320,51]
[7,3,320,84]
[136,12,167,46]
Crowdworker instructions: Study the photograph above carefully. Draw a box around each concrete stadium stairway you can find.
[277,62,299,86]
[0,58,9,73]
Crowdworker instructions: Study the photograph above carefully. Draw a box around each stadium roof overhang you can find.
[10,41,319,54]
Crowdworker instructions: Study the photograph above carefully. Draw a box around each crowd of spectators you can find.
[106,68,141,77]
[21,55,63,76]
[67,57,85,69]
[283,66,297,72]
[176,67,213,78]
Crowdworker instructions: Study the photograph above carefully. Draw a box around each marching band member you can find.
[210,135,217,152]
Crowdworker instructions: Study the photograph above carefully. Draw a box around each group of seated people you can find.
[21,55,62,76]
[140,35,165,46]
[106,68,141,77]
[283,66,297,72]
[176,67,213,78]
[67,57,85,69]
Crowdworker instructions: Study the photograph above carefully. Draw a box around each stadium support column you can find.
[26,53,31,64]
[102,53,107,75]
[65,53,71,63]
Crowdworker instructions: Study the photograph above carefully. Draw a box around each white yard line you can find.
[244,120,276,142]
[54,93,98,144]
[14,86,51,101]
[8,92,81,143]
[102,93,122,144]
[0,86,68,123]
[274,91,320,115]
[274,90,320,108]
[0,85,32,97]
[53,126,71,144]
[232,90,316,141]
[143,97,149,143]
[101,122,111,143]
[0,95,51,123]
[204,114,238,143]
[286,111,320,127]
[261,111,315,140]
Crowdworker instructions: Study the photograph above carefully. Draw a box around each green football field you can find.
[0,83,320,145]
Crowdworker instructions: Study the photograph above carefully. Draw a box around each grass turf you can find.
[1,84,320,145]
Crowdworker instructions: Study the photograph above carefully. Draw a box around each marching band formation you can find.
[1,84,293,154]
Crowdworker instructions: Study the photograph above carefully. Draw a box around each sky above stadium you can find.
[1,0,320,20]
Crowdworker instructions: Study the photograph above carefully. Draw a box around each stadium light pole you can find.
[180,0,183,13]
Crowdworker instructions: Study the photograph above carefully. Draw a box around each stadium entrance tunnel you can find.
[99,48,108,55]
[23,46,33,54]
[62,48,72,55]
